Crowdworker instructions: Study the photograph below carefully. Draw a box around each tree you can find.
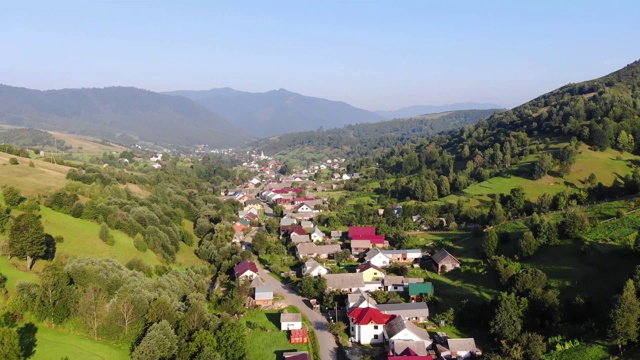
[273,205,285,217]
[511,268,547,295]
[518,332,546,360]
[335,249,352,264]
[189,329,220,360]
[532,153,553,180]
[490,292,528,341]
[3,186,22,207]
[518,231,539,257]
[79,286,106,340]
[0,327,21,360]
[483,229,499,257]
[328,321,346,337]
[9,213,46,270]
[8,157,18,165]
[99,223,114,245]
[487,201,506,226]
[214,316,247,360]
[617,130,635,153]
[560,206,589,239]
[609,280,640,352]
[35,263,71,325]
[132,320,178,360]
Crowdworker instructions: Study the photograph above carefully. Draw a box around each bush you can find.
[28,160,35,168]
[125,258,153,278]
[155,265,169,276]
[134,233,147,252]
[54,235,64,243]
[9,157,18,165]
[99,223,115,245]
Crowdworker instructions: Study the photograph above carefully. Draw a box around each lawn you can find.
[33,325,129,360]
[0,152,70,197]
[0,254,40,299]
[240,309,310,360]
[39,206,162,267]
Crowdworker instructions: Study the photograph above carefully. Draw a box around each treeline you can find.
[247,109,498,164]
[0,128,70,150]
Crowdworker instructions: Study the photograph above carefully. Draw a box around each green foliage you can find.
[3,186,23,207]
[517,231,539,257]
[490,292,528,341]
[8,157,19,165]
[483,229,499,257]
[299,275,326,299]
[609,279,640,349]
[9,213,47,270]
[0,327,22,360]
[125,258,153,278]
[532,153,553,180]
[560,206,590,239]
[369,290,403,304]
[511,268,547,296]
[133,234,147,252]
[99,223,115,246]
[132,320,178,360]
[328,321,346,338]
[432,307,455,325]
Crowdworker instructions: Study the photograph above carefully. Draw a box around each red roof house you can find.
[349,226,386,245]
[348,307,395,325]
[234,260,259,280]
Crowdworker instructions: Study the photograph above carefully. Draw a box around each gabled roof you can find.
[378,302,430,320]
[296,243,341,256]
[281,312,302,323]
[431,249,461,265]
[283,351,311,360]
[381,249,422,255]
[325,273,365,290]
[348,226,377,239]
[384,276,405,286]
[348,307,394,325]
[254,286,273,300]
[234,260,258,277]
[347,290,378,309]
[303,259,327,275]
[447,338,477,353]
[385,316,431,341]
[356,262,383,273]
[393,340,430,356]
[351,239,372,248]
[409,282,434,296]
[364,248,391,261]
[291,233,311,244]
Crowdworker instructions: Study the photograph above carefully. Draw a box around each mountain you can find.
[246,109,500,164]
[0,85,250,147]
[375,102,503,119]
[166,88,385,138]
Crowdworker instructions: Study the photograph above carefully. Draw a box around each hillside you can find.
[166,87,384,138]
[375,102,503,119]
[0,84,251,147]
[246,109,499,163]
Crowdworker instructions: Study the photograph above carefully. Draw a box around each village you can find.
[224,151,483,360]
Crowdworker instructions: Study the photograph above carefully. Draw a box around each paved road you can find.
[257,265,338,360]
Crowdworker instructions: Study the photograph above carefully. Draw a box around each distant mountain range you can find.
[375,102,503,119]
[166,88,385,138]
[0,85,249,147]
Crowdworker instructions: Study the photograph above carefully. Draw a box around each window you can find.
[351,326,354,333]
[374,325,379,330]
[374,334,379,339]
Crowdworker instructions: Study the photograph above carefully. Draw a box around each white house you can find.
[310,226,324,242]
[347,307,394,345]
[150,153,162,162]
[345,290,378,310]
[445,338,481,359]
[384,316,433,350]
[296,203,314,213]
[364,248,392,268]
[302,259,329,278]
[381,249,423,262]
[280,312,302,331]
[341,174,351,180]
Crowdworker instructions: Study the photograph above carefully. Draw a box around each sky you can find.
[1,0,639,111]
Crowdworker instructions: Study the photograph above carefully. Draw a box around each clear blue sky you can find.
[1,0,638,110]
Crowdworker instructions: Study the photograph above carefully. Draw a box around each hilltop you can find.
[166,87,385,138]
[0,84,251,147]
[246,109,499,164]
[375,102,503,119]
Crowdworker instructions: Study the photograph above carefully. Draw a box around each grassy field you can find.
[49,131,127,159]
[0,152,70,197]
[33,325,129,360]
[442,146,640,204]
[240,309,310,360]
[584,210,640,243]
[40,206,162,268]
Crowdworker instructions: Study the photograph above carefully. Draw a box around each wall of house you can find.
[281,322,302,331]
[370,257,390,267]
[357,324,386,344]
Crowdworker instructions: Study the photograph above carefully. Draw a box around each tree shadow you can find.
[18,322,37,359]
[43,234,57,261]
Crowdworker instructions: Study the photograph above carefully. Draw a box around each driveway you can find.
[257,266,338,360]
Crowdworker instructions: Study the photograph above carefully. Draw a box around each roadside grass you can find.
[240,308,310,360]
[33,324,129,360]
[39,206,162,267]
[0,152,70,197]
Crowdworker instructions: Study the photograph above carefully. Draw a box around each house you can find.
[324,273,366,293]
[431,250,461,274]
[377,302,430,323]
[346,290,378,310]
[234,260,259,281]
[253,286,273,307]
[151,162,163,169]
[347,307,395,344]
[232,219,250,232]
[310,226,324,242]
[280,311,302,331]
[291,233,311,244]
[295,203,314,213]
[283,351,311,360]
[384,276,406,292]
[348,226,386,245]
[356,262,385,282]
[242,212,259,223]
[280,218,297,227]
[444,338,481,359]
[381,249,423,263]
[365,248,392,268]
[301,221,314,229]
[243,199,263,211]
[351,239,372,255]
[330,230,342,240]
[342,174,351,180]
[150,153,162,162]
[296,243,341,259]
[302,259,329,278]
[385,315,433,349]
[409,283,434,302]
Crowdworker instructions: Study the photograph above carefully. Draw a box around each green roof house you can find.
[408,282,433,302]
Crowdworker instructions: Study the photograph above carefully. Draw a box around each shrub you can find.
[125,258,153,277]
[28,161,35,168]
[155,265,169,277]
[9,157,18,165]
[99,223,115,245]
[134,233,147,252]
[54,235,64,243]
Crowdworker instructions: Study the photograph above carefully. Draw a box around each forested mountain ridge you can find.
[166,87,385,138]
[246,109,500,164]
[0,84,251,147]
[375,102,503,119]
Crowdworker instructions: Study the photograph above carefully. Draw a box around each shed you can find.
[290,328,309,344]
[280,312,303,331]
[409,282,434,302]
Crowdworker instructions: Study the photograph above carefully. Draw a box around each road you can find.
[257,265,338,360]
